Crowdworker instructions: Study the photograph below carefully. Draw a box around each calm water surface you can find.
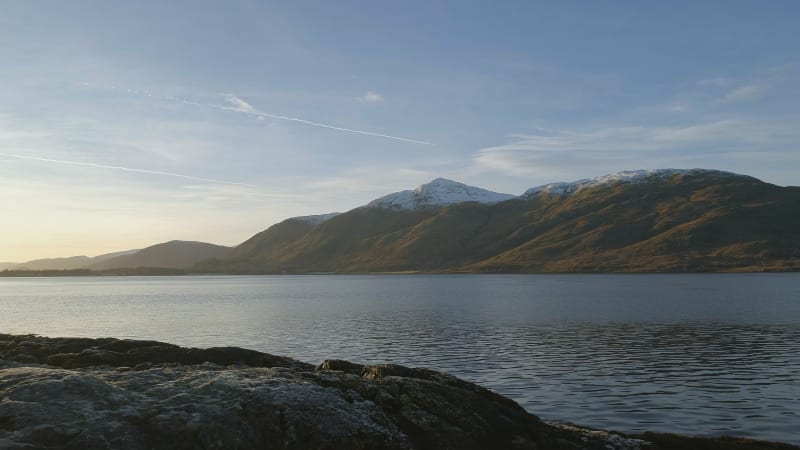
[1,274,798,444]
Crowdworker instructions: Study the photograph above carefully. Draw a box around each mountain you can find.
[203,169,800,273]
[93,249,142,261]
[290,213,341,225]
[90,241,232,270]
[522,168,739,196]
[365,178,515,210]
[13,256,93,271]
[0,262,19,271]
[470,169,800,272]
[5,241,230,273]
[197,219,321,273]
[8,249,140,271]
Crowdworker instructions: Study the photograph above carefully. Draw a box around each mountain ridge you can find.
[5,249,140,271]
[202,168,800,274]
[522,168,747,197]
[7,168,799,273]
[3,242,231,272]
[90,241,232,270]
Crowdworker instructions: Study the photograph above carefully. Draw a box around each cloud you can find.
[0,151,262,189]
[652,120,745,142]
[473,128,656,178]
[224,95,258,113]
[668,103,691,113]
[0,115,53,142]
[697,77,732,88]
[472,119,800,181]
[108,85,431,145]
[358,91,384,103]
[210,98,432,144]
[722,84,761,102]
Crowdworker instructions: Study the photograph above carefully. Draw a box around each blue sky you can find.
[1,1,798,260]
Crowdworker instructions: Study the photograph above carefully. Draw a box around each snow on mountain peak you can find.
[522,168,740,197]
[360,169,741,210]
[366,178,515,210]
[290,213,340,225]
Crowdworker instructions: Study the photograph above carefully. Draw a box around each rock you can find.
[316,359,364,375]
[0,334,310,371]
[0,334,797,450]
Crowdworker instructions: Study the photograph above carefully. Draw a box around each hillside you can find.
[472,170,800,272]
[91,241,231,270]
[205,169,800,273]
[6,249,139,271]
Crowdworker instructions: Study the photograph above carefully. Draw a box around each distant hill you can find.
[91,241,232,270]
[9,249,139,271]
[14,256,93,271]
[5,242,231,273]
[201,169,800,273]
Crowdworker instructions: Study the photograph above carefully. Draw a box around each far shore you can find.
[2,267,799,278]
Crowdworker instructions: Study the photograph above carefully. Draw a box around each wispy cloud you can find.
[98,84,431,145]
[0,151,262,189]
[198,94,431,144]
[652,120,745,142]
[357,91,384,103]
[226,105,432,145]
[473,119,800,181]
[667,103,691,113]
[224,94,257,113]
[697,77,732,88]
[721,84,761,102]
[0,115,52,142]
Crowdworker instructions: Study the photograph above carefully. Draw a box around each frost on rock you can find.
[365,178,516,210]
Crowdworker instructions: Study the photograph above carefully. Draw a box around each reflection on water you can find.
[1,274,799,444]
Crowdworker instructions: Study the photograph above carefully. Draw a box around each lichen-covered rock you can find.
[0,334,797,450]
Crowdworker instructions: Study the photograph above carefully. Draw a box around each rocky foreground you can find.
[0,334,796,450]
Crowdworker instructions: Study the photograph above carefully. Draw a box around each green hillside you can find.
[202,171,800,273]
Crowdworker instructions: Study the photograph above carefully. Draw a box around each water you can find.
[1,274,798,444]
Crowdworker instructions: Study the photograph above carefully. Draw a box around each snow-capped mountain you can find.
[365,178,516,210]
[362,170,743,210]
[522,169,742,197]
[207,168,798,274]
[290,213,341,225]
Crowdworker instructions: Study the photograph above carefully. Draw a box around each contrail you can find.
[215,104,434,145]
[0,151,263,190]
[103,85,433,145]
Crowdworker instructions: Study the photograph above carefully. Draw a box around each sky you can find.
[1,0,798,261]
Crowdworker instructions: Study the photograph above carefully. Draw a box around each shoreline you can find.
[1,333,796,449]
[2,268,799,278]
